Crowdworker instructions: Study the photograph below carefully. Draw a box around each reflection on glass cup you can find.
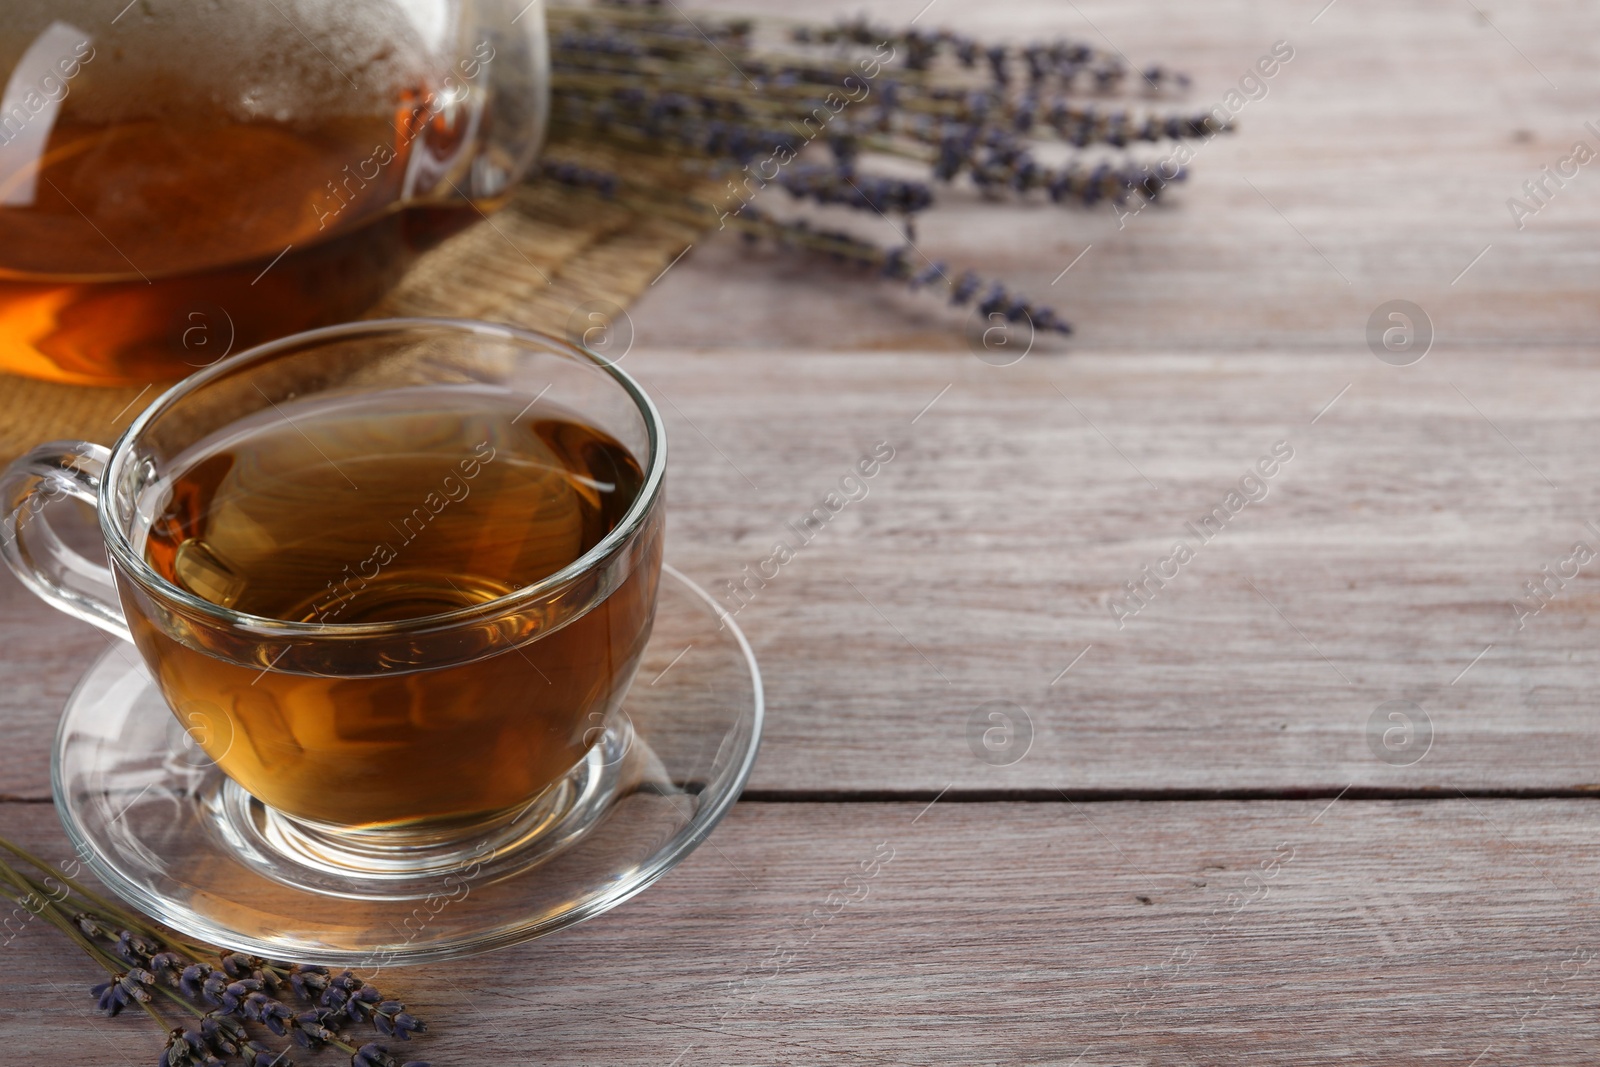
[1,318,666,877]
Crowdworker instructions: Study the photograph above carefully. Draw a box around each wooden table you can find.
[7,0,1600,1062]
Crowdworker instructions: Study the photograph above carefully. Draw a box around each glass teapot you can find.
[0,0,548,385]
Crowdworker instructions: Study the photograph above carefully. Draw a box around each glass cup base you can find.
[201,718,634,900]
[52,565,762,964]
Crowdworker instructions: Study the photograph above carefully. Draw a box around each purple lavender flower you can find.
[148,951,185,985]
[158,1028,198,1067]
[39,893,433,1066]
[243,990,295,1035]
[91,978,128,1017]
[200,1013,245,1057]
[541,160,620,199]
[217,978,263,1014]
[199,968,230,1006]
[287,963,331,1002]
[346,983,383,1022]
[179,962,212,999]
[91,970,153,1016]
[243,1040,293,1067]
[985,45,1010,84]
[291,1008,341,1049]
[220,953,255,979]
[350,1043,431,1067]
[373,1000,427,1040]
[113,929,159,965]
[322,969,362,1007]
[777,164,933,215]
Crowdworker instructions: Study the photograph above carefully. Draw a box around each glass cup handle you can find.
[0,441,131,641]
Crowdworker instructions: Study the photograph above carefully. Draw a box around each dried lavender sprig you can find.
[540,9,1209,157]
[0,841,429,1067]
[351,1044,431,1067]
[558,113,1196,220]
[0,874,230,1047]
[549,100,1189,217]
[155,961,428,1067]
[730,205,1073,335]
[534,154,1074,335]
[85,920,404,1038]
[788,16,1190,93]
[977,155,1188,207]
[537,159,621,197]
[538,5,1204,338]
[550,107,804,166]
[776,164,933,215]
[848,99,1227,149]
[548,57,1196,119]
[554,3,753,47]
[0,834,169,944]
[554,106,1213,192]
[1037,103,1227,146]
[549,64,1221,151]
[0,865,171,1032]
[168,953,428,1046]
[926,122,1191,206]
[551,97,1218,179]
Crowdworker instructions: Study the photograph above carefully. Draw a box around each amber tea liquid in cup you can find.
[0,319,664,877]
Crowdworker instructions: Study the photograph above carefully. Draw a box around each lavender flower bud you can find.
[985,45,1009,84]
[950,271,981,305]
[160,1029,196,1067]
[149,951,184,981]
[91,978,128,1016]
[119,971,154,1004]
[113,929,159,965]
[242,990,294,1035]
[244,1040,292,1067]
[347,984,382,1021]
[201,970,229,1005]
[351,1044,396,1067]
[220,953,255,979]
[180,963,213,999]
[201,1013,245,1056]
[287,964,331,1001]
[909,262,946,290]
[292,1008,340,1048]
[219,978,262,1014]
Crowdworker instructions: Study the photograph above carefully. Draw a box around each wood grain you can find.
[4,0,1600,1062]
[635,0,1600,354]
[2,799,1598,1066]
[6,349,1600,795]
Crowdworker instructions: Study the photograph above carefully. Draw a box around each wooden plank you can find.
[2,798,1598,1064]
[8,1,1600,791]
[643,347,1600,794]
[6,349,1600,794]
[639,0,1600,353]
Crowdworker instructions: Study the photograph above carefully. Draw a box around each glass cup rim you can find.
[99,316,667,637]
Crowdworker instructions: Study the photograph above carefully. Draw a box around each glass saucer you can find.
[52,565,762,966]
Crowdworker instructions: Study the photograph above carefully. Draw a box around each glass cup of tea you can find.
[0,318,665,890]
[0,2,549,385]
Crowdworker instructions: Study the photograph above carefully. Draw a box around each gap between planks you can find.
[740,786,1600,802]
[4,789,1600,808]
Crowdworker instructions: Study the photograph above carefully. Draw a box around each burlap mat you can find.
[0,149,704,464]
